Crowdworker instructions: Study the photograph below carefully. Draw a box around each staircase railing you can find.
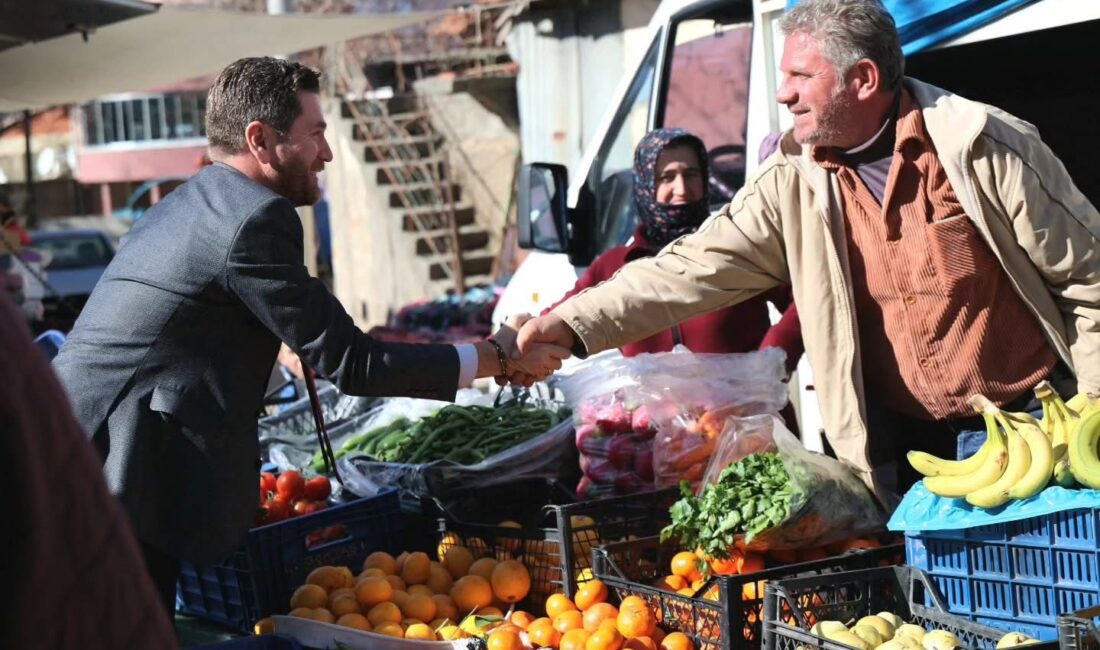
[334,50,466,294]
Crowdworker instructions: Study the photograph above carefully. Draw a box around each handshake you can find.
[483,313,578,387]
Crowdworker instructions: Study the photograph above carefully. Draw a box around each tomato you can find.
[276,470,305,501]
[261,497,290,524]
[260,472,277,496]
[322,524,348,541]
[303,476,331,502]
[305,531,324,549]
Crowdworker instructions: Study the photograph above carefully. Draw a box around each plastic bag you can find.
[702,414,884,550]
[887,481,1100,531]
[559,346,789,498]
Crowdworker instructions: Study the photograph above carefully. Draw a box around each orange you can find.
[676,587,695,596]
[432,594,459,622]
[428,563,455,594]
[469,557,499,582]
[618,595,647,614]
[554,609,585,633]
[402,593,438,622]
[616,608,657,639]
[402,617,423,629]
[306,566,347,592]
[373,621,405,638]
[390,590,410,610]
[509,610,535,629]
[451,574,494,613]
[330,593,361,617]
[655,575,687,592]
[354,576,393,608]
[444,545,476,579]
[327,587,355,608]
[651,627,666,645]
[546,592,578,619]
[497,520,523,553]
[561,628,593,650]
[438,624,465,640]
[491,560,532,603]
[311,608,335,624]
[253,617,274,634]
[335,613,371,631]
[395,550,410,572]
[660,632,694,650]
[574,579,609,610]
[708,555,739,576]
[384,574,406,592]
[405,623,436,640]
[466,536,490,558]
[528,618,562,648]
[624,637,658,650]
[359,568,386,579]
[488,628,525,650]
[670,552,702,582]
[481,606,505,618]
[586,626,624,650]
[583,603,619,632]
[289,584,328,610]
[362,551,398,575]
[742,580,766,600]
[402,552,432,585]
[287,607,313,618]
[739,552,765,575]
[408,584,434,598]
[367,601,403,627]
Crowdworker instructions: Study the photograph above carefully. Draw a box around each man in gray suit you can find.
[52,57,566,618]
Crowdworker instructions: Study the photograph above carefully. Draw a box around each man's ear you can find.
[849,59,881,101]
[244,121,272,164]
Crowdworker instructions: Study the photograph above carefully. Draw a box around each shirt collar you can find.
[812,88,926,169]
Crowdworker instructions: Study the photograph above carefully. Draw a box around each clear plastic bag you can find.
[559,346,789,498]
[703,414,884,549]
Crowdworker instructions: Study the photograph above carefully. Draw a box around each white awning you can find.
[0,6,440,112]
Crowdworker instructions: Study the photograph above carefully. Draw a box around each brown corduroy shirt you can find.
[813,89,1057,420]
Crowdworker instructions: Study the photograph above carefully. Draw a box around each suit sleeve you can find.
[226,198,459,400]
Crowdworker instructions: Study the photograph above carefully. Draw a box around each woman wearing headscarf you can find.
[546,128,803,367]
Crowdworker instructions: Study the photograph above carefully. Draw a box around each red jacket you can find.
[547,228,803,372]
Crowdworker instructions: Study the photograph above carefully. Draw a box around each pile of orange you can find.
[251,547,533,642]
[532,580,695,650]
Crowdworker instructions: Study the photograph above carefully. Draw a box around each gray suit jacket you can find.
[53,163,458,563]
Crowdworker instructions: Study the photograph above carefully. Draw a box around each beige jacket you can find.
[552,78,1100,496]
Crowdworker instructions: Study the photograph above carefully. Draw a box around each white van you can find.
[499,0,1100,443]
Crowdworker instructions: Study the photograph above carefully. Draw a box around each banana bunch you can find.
[909,395,1051,508]
[907,388,1100,507]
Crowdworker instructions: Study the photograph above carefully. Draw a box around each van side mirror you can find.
[517,163,570,253]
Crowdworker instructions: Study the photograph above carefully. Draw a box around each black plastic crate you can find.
[764,565,1058,650]
[430,479,679,608]
[1059,605,1100,650]
[176,489,402,633]
[592,535,904,650]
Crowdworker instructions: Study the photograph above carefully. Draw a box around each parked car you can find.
[29,228,115,330]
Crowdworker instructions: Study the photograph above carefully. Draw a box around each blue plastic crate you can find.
[177,489,402,633]
[191,634,302,650]
[906,507,1100,642]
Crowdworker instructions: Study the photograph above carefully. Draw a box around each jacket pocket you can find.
[149,383,227,447]
[925,215,999,291]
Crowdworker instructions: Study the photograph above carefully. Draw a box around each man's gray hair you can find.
[780,0,904,90]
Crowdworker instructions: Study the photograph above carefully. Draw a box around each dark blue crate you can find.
[177,489,402,633]
[191,634,302,650]
[906,507,1100,642]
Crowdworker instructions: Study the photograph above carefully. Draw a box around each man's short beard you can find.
[803,84,856,147]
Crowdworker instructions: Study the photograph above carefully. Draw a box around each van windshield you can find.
[663,19,754,207]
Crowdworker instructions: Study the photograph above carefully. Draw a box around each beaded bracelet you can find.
[485,338,509,378]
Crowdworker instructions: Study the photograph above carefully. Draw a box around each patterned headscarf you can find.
[633,128,710,248]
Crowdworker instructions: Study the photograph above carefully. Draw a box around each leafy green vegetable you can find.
[661,452,793,559]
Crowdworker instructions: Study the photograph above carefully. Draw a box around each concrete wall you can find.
[323,99,436,329]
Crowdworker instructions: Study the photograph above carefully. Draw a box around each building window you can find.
[82,91,208,146]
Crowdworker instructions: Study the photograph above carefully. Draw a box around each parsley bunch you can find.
[661,452,793,560]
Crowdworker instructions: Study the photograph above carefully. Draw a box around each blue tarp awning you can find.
[785,0,1042,54]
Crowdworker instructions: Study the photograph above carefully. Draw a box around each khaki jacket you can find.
[552,78,1100,497]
